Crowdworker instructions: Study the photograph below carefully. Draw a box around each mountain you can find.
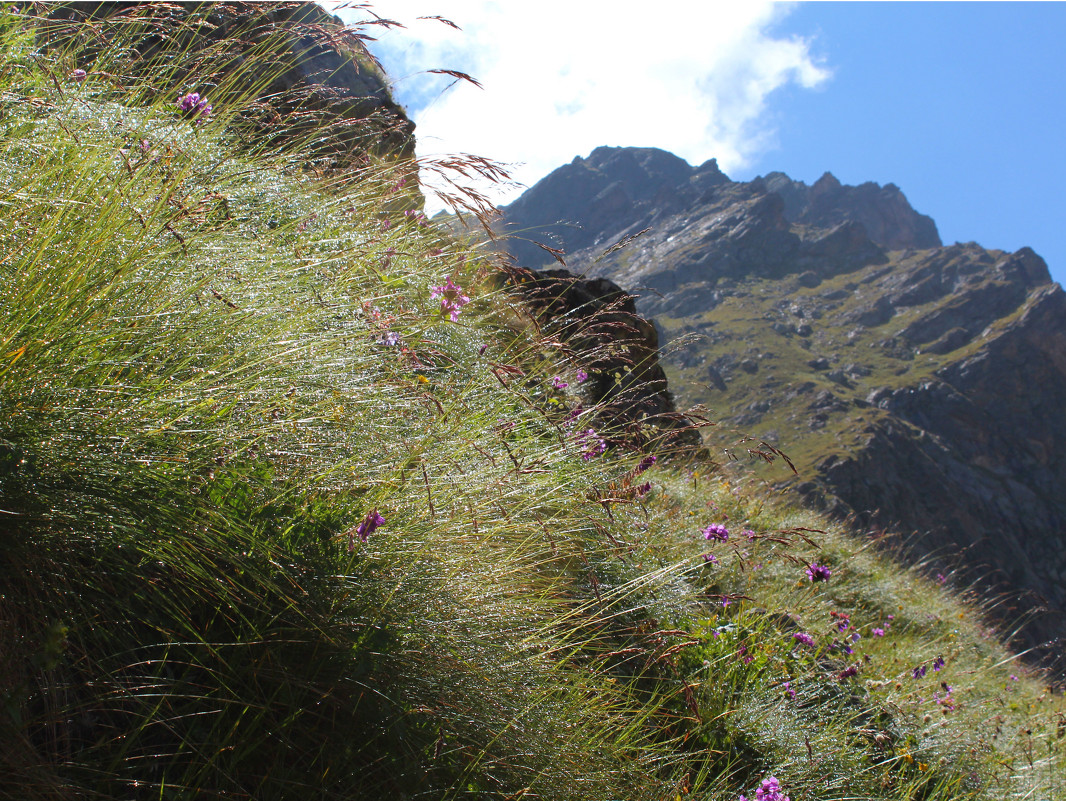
[498,146,1066,662]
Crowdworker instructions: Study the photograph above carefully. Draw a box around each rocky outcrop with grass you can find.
[38,1,416,160]
[505,266,707,457]
[499,146,1066,663]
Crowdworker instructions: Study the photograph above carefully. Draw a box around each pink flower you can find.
[430,276,471,322]
[70,68,87,82]
[577,428,606,461]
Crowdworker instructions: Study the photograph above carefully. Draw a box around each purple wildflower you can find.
[936,572,947,584]
[578,428,606,461]
[932,656,945,672]
[575,369,588,383]
[851,632,861,642]
[806,563,831,582]
[552,376,568,389]
[635,455,657,474]
[70,68,87,82]
[752,776,790,801]
[839,664,859,681]
[379,331,402,347]
[348,509,385,552]
[176,90,213,121]
[913,664,927,679]
[430,276,471,322]
[743,528,757,541]
[782,681,796,699]
[792,632,815,647]
[636,481,652,497]
[872,627,885,637]
[702,553,718,565]
[702,523,730,542]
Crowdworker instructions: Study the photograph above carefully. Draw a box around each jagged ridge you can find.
[500,146,1066,663]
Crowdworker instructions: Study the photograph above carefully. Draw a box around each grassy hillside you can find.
[1,6,1063,800]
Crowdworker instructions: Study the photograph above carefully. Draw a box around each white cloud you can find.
[324,2,829,210]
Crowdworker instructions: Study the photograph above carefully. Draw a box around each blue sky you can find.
[330,2,1066,286]
[756,3,1066,286]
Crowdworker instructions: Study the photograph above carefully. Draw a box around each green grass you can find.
[1,6,1063,800]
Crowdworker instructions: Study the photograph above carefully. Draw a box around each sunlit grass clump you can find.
[1,5,1063,801]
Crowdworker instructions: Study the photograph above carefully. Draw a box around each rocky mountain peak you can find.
[812,171,843,194]
[763,168,941,251]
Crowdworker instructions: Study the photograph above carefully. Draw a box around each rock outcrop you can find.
[763,171,942,251]
[499,146,1066,665]
[505,267,706,459]
[35,2,415,160]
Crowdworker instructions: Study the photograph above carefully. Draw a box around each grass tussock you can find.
[1,5,1063,800]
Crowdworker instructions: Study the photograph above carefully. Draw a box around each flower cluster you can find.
[430,276,471,322]
[703,523,729,542]
[934,684,956,710]
[70,68,87,82]
[792,631,815,647]
[635,455,657,474]
[577,428,606,461]
[739,776,790,801]
[806,562,832,582]
[176,91,213,121]
[831,610,851,633]
[403,208,430,227]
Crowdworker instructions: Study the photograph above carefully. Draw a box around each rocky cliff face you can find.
[499,146,1066,664]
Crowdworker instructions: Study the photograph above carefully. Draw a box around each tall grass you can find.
[1,4,1063,801]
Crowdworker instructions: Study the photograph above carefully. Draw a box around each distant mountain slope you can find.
[498,147,1066,661]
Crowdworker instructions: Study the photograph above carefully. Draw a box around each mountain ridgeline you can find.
[498,146,1066,661]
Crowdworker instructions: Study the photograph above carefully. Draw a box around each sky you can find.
[325,2,1066,287]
